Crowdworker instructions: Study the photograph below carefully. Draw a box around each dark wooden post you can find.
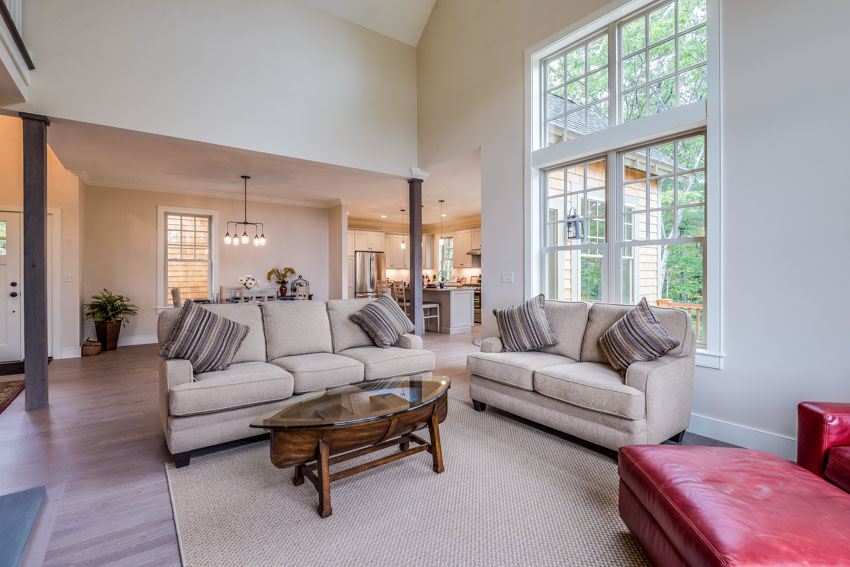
[20,112,50,411]
[408,178,423,335]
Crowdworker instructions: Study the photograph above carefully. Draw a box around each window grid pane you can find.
[543,33,609,146]
[620,0,707,122]
[166,213,212,305]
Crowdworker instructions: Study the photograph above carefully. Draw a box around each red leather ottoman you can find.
[619,445,850,566]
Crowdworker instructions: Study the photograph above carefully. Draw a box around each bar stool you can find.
[423,303,440,333]
[391,281,411,317]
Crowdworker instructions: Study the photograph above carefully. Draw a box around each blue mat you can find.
[0,486,45,567]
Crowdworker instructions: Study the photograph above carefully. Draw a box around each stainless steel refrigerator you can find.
[354,251,386,298]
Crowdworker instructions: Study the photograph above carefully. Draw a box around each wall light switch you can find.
[63,273,76,283]
[500,271,514,284]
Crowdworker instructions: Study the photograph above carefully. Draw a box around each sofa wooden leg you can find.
[173,451,192,468]
[668,430,686,444]
[472,400,486,412]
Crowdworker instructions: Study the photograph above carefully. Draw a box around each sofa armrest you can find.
[395,333,423,350]
[480,337,503,353]
[797,402,850,477]
[160,357,194,390]
[626,356,695,443]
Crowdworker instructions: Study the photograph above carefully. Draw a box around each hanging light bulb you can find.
[224,231,232,245]
[232,236,239,246]
[241,232,249,245]
[259,234,266,246]
[438,199,445,245]
[253,234,260,246]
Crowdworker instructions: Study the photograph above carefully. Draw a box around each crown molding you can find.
[75,170,331,209]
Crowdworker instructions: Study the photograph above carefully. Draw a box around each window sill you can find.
[696,350,724,369]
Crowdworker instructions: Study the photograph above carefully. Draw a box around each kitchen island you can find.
[422,287,475,334]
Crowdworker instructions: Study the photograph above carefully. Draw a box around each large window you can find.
[530,0,719,365]
[165,213,212,305]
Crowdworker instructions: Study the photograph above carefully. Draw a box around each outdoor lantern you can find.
[566,208,584,240]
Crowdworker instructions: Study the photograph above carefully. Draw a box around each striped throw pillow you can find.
[160,301,250,373]
[350,293,415,349]
[599,298,680,374]
[493,294,558,352]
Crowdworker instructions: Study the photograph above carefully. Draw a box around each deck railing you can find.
[656,299,703,342]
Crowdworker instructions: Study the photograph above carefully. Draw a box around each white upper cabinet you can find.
[353,230,385,252]
[423,233,435,270]
[453,229,473,267]
[471,228,481,251]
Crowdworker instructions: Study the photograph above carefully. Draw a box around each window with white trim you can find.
[530,0,719,364]
[165,213,212,305]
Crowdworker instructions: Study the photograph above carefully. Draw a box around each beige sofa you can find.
[157,298,435,466]
[467,301,695,451]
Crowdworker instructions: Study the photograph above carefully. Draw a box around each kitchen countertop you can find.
[423,287,474,292]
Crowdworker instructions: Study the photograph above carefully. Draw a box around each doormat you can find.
[0,380,24,415]
[0,357,52,377]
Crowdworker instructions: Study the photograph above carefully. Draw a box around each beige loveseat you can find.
[467,301,695,451]
[157,298,435,466]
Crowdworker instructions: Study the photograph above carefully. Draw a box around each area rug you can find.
[0,485,45,567]
[166,399,648,567]
[0,380,24,415]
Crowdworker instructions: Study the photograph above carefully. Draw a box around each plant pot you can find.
[95,321,122,351]
[279,284,288,297]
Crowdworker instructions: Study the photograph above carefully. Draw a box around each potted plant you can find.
[267,266,296,297]
[85,289,139,351]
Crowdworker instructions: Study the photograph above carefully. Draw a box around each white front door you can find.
[0,212,22,361]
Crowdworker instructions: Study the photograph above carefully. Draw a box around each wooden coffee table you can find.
[251,375,449,518]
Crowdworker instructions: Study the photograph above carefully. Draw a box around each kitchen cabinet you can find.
[423,233,435,270]
[353,230,384,252]
[453,229,473,268]
[347,230,355,256]
[471,228,481,251]
[385,234,409,269]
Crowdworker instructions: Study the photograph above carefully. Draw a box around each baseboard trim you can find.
[60,347,81,359]
[117,334,158,347]
[689,412,796,461]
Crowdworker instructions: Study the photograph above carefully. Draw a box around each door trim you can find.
[0,206,63,360]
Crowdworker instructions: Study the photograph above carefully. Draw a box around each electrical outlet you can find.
[63,273,76,283]
[500,271,514,284]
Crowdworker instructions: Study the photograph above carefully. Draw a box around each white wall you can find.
[418,0,850,456]
[82,185,330,344]
[14,0,417,178]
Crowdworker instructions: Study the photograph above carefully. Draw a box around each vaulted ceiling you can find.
[298,0,436,46]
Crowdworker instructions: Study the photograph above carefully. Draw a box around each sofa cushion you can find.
[826,446,850,493]
[327,298,379,352]
[581,302,690,363]
[270,353,364,393]
[168,362,293,416]
[262,301,333,359]
[493,294,558,352]
[350,293,415,348]
[160,301,250,373]
[339,346,435,380]
[467,351,572,391]
[534,362,645,419]
[619,445,850,567]
[599,298,680,374]
[539,300,589,360]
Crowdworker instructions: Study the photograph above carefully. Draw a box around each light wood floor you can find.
[0,325,726,566]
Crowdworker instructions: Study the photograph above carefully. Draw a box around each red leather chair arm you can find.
[797,402,850,477]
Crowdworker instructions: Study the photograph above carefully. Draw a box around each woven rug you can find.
[0,380,24,415]
[166,399,648,567]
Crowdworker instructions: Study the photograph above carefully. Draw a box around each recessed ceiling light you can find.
[441,213,447,217]
[380,215,387,218]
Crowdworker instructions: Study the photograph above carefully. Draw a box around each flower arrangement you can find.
[239,274,259,290]
[266,266,296,286]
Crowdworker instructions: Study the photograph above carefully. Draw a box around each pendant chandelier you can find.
[438,199,445,245]
[224,175,266,247]
[400,209,406,249]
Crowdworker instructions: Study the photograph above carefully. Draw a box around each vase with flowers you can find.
[267,266,296,297]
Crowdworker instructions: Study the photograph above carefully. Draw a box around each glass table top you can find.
[250,374,450,430]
